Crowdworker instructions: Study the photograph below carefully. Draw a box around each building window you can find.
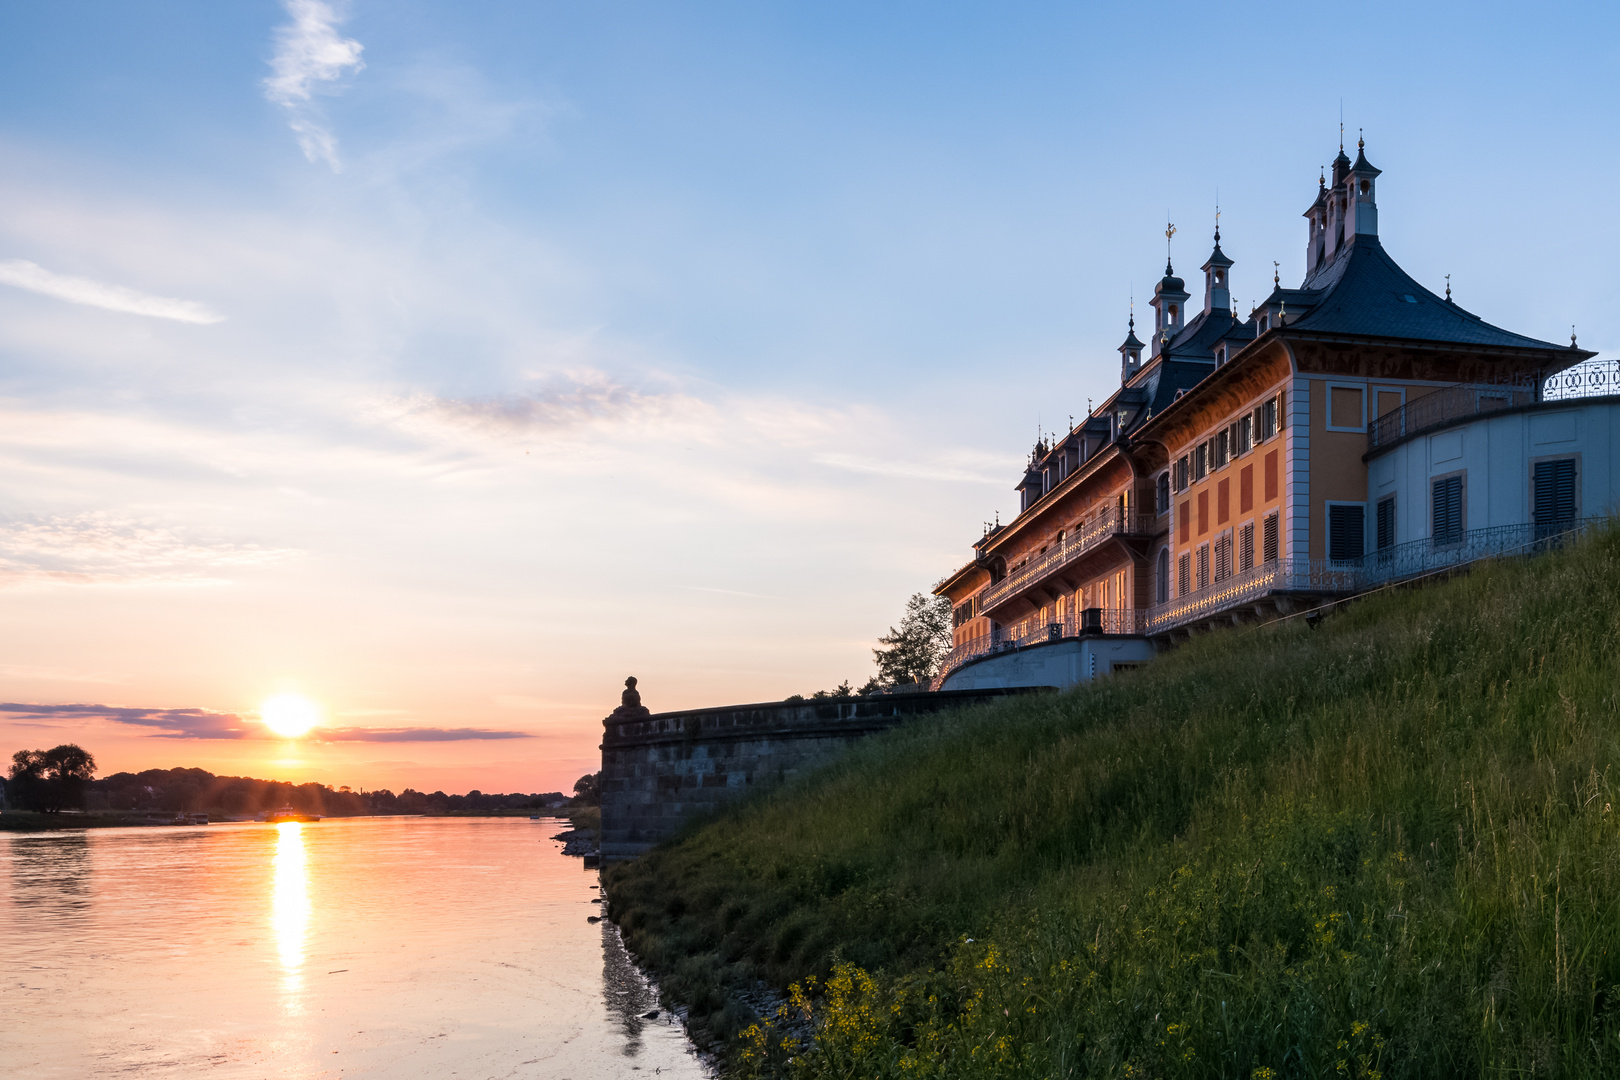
[1258,397,1278,441]
[1238,415,1253,455]
[1432,474,1464,546]
[1329,386,1365,430]
[1175,455,1189,492]
[1194,442,1208,480]
[1178,552,1191,597]
[1214,532,1233,581]
[1157,472,1171,514]
[1239,521,1255,572]
[1376,496,1396,551]
[1156,548,1170,604]
[1196,545,1210,589]
[1328,504,1365,562]
[1214,429,1230,468]
[1262,512,1279,562]
[1533,459,1578,539]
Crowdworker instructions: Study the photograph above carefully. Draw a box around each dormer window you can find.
[1259,315,1270,333]
[1214,345,1227,367]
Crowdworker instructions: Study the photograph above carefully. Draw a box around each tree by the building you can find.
[871,592,953,687]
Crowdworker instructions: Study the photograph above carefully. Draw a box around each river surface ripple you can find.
[1,815,710,1079]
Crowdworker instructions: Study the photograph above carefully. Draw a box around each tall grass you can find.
[606,526,1620,1077]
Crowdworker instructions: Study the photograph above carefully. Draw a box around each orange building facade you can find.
[935,140,1595,690]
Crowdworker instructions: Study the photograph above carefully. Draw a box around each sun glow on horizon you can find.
[260,693,320,739]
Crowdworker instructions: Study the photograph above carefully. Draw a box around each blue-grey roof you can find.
[1289,237,1567,350]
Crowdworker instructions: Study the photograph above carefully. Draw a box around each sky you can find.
[0,1,1615,795]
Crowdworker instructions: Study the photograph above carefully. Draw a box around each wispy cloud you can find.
[0,702,253,740]
[316,727,531,743]
[375,373,688,440]
[0,703,532,742]
[0,514,298,588]
[263,0,365,170]
[0,260,224,324]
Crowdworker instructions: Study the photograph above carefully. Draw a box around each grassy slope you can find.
[607,527,1620,1077]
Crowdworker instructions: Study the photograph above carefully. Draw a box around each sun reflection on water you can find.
[272,821,309,1010]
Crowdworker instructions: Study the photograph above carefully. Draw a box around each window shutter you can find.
[1328,504,1365,562]
[1432,476,1463,545]
[1262,513,1279,562]
[1376,496,1395,551]
[1534,459,1577,537]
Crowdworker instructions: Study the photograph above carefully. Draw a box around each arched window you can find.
[1155,548,1170,604]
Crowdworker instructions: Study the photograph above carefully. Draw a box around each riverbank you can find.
[606,524,1620,1078]
[0,808,593,831]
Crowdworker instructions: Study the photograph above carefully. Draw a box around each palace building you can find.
[934,139,1620,691]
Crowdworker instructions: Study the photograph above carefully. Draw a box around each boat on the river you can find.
[261,806,322,823]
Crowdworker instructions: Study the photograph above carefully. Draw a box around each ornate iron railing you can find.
[1542,358,1620,401]
[933,607,1142,688]
[936,516,1607,686]
[1368,361,1620,454]
[1140,559,1357,634]
[1367,381,1535,453]
[978,507,1159,613]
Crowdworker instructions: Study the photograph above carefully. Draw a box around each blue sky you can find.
[0,1,1613,792]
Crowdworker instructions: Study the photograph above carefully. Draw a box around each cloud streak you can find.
[263,0,365,170]
[0,514,299,588]
[0,703,532,742]
[0,260,224,324]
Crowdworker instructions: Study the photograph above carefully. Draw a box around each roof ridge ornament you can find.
[1445,274,1452,302]
[1572,325,1579,348]
[1273,261,1280,287]
[1165,220,1177,274]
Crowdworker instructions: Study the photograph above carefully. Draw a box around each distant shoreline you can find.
[0,808,581,832]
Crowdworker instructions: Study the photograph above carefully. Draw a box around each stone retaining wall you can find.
[599,687,1050,862]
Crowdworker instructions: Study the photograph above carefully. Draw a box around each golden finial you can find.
[1358,127,1364,150]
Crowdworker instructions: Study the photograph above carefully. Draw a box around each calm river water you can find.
[1,816,710,1079]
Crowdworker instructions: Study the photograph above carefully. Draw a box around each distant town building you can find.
[936,138,1620,690]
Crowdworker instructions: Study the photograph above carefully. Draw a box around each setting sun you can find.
[260,694,320,739]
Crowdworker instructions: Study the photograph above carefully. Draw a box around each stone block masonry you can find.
[599,686,1051,863]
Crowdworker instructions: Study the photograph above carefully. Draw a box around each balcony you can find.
[1368,360,1620,455]
[1367,381,1534,454]
[978,506,1159,615]
[935,517,1605,687]
[934,606,1142,688]
[1142,516,1604,634]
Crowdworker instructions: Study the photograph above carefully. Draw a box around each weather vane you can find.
[1445,274,1451,301]
[1273,260,1280,287]
[1165,220,1177,266]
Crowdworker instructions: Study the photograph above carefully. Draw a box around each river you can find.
[0,815,711,1079]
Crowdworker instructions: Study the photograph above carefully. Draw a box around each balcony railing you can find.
[934,607,1143,688]
[1141,558,1358,634]
[936,516,1606,687]
[1543,358,1620,401]
[1367,381,1535,453]
[1368,361,1620,454]
[978,506,1159,613]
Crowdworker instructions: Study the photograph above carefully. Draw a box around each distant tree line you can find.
[7,745,98,813]
[3,744,577,816]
